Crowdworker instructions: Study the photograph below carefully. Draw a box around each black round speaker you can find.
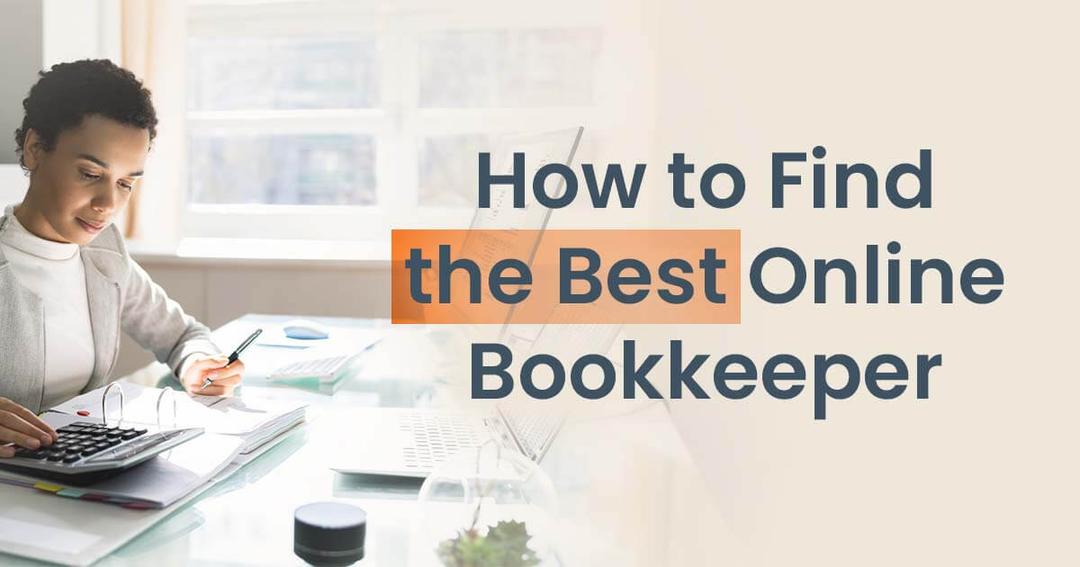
[294,502,367,566]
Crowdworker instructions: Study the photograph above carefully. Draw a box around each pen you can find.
[200,328,262,392]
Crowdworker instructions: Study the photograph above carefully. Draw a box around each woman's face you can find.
[20,114,149,245]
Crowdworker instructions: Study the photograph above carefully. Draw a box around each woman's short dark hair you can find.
[14,59,158,170]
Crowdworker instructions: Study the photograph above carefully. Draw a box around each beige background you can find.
[452,0,1080,565]
[639,1,1079,565]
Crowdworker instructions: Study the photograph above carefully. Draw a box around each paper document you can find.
[52,382,303,433]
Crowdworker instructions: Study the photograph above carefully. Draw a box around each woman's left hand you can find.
[180,355,245,397]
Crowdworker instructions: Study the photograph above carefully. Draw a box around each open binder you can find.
[50,381,307,459]
[0,381,306,509]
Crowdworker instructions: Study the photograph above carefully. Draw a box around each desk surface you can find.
[6,315,733,566]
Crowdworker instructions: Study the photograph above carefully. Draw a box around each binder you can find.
[0,431,243,509]
[49,381,308,457]
[0,381,306,511]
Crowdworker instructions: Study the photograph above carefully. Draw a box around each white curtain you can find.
[119,0,186,246]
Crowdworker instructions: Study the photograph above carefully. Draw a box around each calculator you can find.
[0,412,203,486]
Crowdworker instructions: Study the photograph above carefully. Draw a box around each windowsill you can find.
[128,237,391,269]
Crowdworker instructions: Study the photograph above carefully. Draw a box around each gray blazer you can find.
[0,211,219,413]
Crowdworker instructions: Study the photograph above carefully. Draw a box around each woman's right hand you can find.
[0,397,58,457]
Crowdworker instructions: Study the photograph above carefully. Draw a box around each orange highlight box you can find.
[391,229,740,324]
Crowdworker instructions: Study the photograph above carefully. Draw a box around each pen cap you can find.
[294,502,366,566]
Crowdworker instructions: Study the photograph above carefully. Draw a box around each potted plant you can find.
[436,519,541,567]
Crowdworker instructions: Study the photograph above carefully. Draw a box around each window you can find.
[183,0,627,242]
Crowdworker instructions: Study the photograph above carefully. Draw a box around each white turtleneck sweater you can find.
[0,213,95,409]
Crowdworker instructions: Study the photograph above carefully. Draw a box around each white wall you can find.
[0,164,28,205]
[0,0,118,165]
[0,0,43,164]
[41,0,120,67]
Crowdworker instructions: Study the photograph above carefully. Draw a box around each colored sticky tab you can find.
[57,488,85,498]
[33,482,63,493]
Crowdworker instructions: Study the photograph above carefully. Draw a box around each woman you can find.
[0,60,244,457]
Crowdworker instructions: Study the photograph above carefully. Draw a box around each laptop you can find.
[331,405,563,478]
[332,127,584,478]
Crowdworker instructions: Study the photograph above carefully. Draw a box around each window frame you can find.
[182,0,627,242]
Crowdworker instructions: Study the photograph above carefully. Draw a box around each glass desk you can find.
[5,315,732,566]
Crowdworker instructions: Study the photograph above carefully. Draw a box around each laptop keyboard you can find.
[503,412,561,461]
[13,422,148,464]
[398,413,481,471]
[392,411,561,471]
[270,354,355,381]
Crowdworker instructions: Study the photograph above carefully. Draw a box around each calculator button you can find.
[46,453,65,461]
[62,454,81,464]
